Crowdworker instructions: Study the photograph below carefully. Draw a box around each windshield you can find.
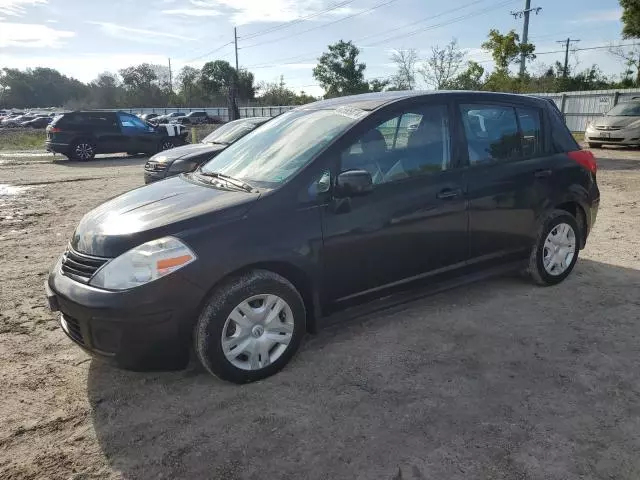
[607,102,640,116]
[200,109,358,187]
[201,119,261,145]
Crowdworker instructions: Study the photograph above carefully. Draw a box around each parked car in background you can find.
[46,91,599,383]
[2,114,36,127]
[585,99,640,148]
[172,111,223,125]
[22,116,52,128]
[140,113,160,123]
[144,116,269,183]
[45,110,188,161]
[155,112,185,123]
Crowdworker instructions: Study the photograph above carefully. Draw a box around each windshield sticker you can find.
[335,106,367,120]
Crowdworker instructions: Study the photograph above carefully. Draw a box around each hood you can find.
[150,142,226,164]
[594,116,640,128]
[71,175,259,257]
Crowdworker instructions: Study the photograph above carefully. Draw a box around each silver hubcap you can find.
[75,143,93,160]
[221,294,294,371]
[543,222,576,276]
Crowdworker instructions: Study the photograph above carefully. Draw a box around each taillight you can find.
[568,150,597,173]
[48,127,62,133]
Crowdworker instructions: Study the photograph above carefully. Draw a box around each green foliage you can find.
[620,0,640,38]
[445,61,485,90]
[481,29,535,73]
[313,40,370,97]
[256,76,317,105]
[0,128,45,151]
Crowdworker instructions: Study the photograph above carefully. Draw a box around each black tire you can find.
[194,270,306,383]
[587,142,603,148]
[527,210,580,286]
[159,138,176,152]
[70,139,96,161]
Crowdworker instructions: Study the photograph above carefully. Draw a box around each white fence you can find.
[118,88,640,132]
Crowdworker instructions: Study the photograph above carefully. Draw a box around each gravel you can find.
[1,148,639,479]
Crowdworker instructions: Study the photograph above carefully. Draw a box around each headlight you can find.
[90,237,196,290]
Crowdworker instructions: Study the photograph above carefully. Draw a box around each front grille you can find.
[145,161,167,171]
[61,314,85,346]
[595,126,623,131]
[61,246,109,282]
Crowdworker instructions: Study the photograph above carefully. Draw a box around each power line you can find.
[184,41,234,63]
[245,0,502,69]
[240,0,403,50]
[362,0,517,47]
[238,0,356,41]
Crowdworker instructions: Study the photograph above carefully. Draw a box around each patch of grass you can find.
[0,128,46,151]
[573,132,585,143]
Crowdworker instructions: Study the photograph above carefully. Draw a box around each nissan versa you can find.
[46,91,600,384]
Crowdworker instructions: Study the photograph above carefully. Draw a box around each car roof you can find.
[299,90,548,112]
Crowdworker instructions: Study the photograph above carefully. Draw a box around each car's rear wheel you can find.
[527,210,580,286]
[587,142,603,148]
[70,140,96,161]
[194,270,306,383]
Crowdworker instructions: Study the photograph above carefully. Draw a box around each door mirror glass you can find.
[335,169,373,198]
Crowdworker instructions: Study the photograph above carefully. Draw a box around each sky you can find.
[0,0,632,97]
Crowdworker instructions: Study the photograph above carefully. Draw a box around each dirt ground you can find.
[1,148,639,480]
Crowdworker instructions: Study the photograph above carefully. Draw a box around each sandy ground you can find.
[1,148,639,480]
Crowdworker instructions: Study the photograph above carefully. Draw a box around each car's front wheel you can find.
[194,270,306,383]
[159,138,176,151]
[527,210,580,286]
[70,140,96,161]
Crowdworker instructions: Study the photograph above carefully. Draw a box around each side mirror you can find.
[335,169,373,198]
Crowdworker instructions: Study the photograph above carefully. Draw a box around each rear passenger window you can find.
[516,107,542,157]
[460,105,520,164]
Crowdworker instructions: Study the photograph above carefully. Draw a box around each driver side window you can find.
[340,104,451,186]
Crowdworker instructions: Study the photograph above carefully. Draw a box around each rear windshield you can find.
[606,102,640,116]
[201,119,262,145]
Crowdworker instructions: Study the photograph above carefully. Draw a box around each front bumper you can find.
[585,127,640,145]
[144,169,169,184]
[46,262,206,370]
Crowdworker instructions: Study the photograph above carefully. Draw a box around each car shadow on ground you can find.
[52,155,149,168]
[86,258,640,479]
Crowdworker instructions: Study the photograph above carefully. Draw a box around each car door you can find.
[84,112,121,153]
[320,101,468,306]
[117,113,157,153]
[458,100,550,265]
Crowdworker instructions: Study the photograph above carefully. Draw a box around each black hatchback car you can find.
[45,111,188,161]
[46,91,599,383]
[144,117,270,183]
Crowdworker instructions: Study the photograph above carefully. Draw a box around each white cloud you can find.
[88,21,195,43]
[0,0,46,16]
[571,8,622,24]
[0,22,74,47]
[187,0,357,25]
[161,8,221,17]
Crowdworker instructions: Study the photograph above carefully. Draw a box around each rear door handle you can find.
[436,188,462,200]
[534,169,553,178]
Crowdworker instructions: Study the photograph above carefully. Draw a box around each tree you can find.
[177,66,202,106]
[119,63,169,106]
[390,49,418,90]
[201,60,240,119]
[237,69,256,103]
[609,44,640,85]
[620,0,640,38]
[419,39,466,89]
[87,72,121,108]
[446,61,485,90]
[313,40,369,97]
[368,78,390,92]
[481,29,535,74]
[257,76,318,105]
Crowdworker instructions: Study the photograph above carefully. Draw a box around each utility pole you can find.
[557,38,580,77]
[511,0,542,77]
[168,57,173,94]
[234,27,239,71]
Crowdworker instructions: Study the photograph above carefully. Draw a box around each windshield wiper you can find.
[197,171,255,193]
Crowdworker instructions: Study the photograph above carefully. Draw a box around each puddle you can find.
[0,184,30,196]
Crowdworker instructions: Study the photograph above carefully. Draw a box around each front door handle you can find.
[534,169,553,178]
[436,188,462,200]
